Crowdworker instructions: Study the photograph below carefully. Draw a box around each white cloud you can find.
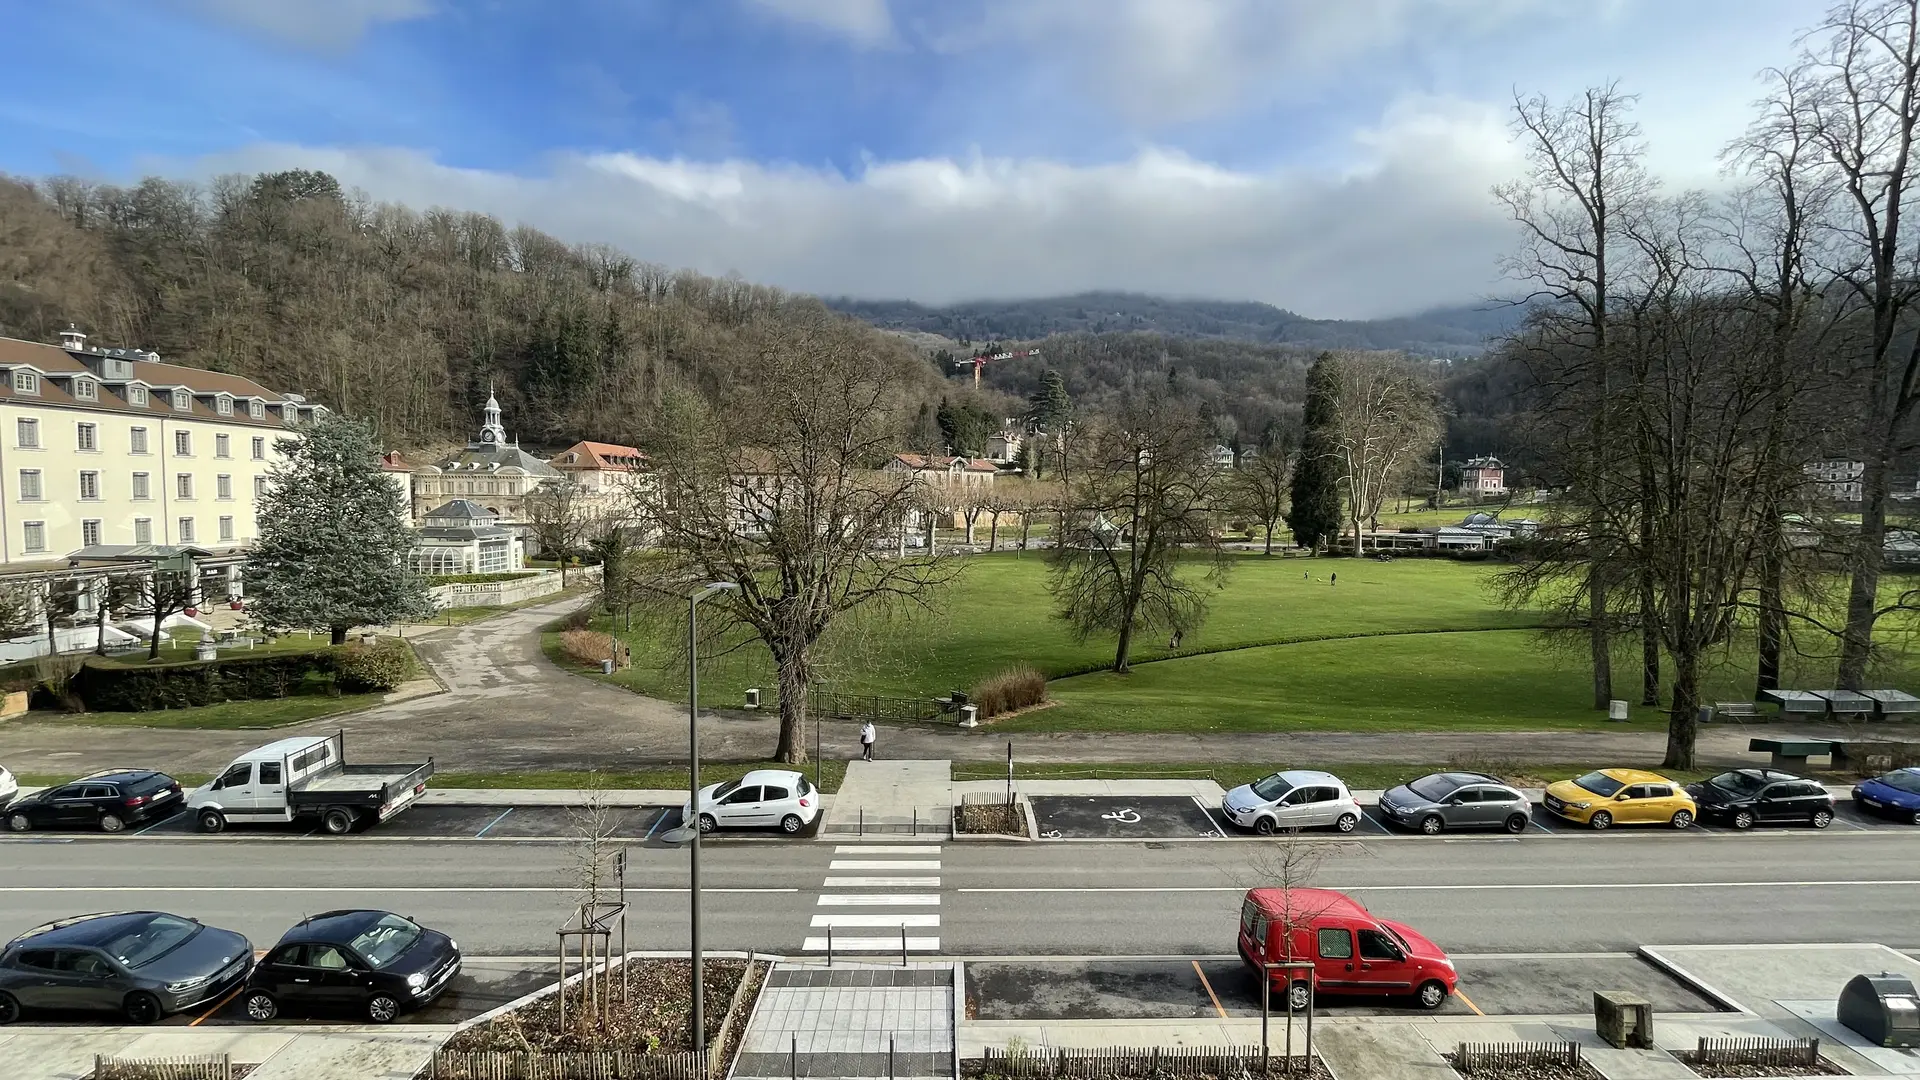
[744,0,896,48]
[162,98,1523,319]
[184,0,434,49]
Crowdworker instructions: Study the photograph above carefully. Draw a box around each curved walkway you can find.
[0,597,1825,776]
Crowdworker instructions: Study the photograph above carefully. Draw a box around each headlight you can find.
[1570,801,1591,810]
[167,976,208,992]
[449,939,459,953]
[407,971,428,989]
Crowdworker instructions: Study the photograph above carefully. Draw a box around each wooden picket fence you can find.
[979,1045,1310,1078]
[1452,1041,1582,1071]
[427,1050,707,1080]
[1693,1036,1821,1069]
[93,1055,234,1080]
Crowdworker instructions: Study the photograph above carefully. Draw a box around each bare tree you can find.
[525,478,597,585]
[1231,834,1344,1074]
[1319,353,1441,556]
[1229,437,1293,556]
[1048,395,1230,673]
[632,304,962,764]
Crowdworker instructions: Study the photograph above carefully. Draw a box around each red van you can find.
[1237,887,1457,1010]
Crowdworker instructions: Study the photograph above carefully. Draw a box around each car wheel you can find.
[1416,980,1448,1009]
[1811,808,1834,829]
[1504,813,1528,834]
[1910,809,1920,827]
[5,812,30,832]
[0,990,19,1025]
[367,994,399,1023]
[243,991,278,1022]
[1335,813,1359,833]
[322,807,357,835]
[124,991,163,1025]
[696,813,718,834]
[99,812,126,833]
[1288,980,1312,1012]
[1255,816,1277,836]
[781,814,803,834]
[1588,811,1612,831]
[1732,810,1756,830]
[1670,810,1693,830]
[1419,814,1443,836]
[198,809,226,834]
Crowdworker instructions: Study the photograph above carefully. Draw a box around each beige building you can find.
[410,392,560,522]
[0,328,319,570]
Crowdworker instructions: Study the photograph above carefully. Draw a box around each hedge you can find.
[67,639,416,711]
[429,572,540,585]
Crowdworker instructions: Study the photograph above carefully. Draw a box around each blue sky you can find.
[0,0,1818,318]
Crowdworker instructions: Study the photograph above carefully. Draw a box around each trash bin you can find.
[745,688,761,709]
[1839,972,1920,1047]
[600,659,615,675]
[958,704,979,728]
[1608,699,1629,721]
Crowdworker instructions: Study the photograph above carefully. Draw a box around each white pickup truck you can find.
[187,731,433,835]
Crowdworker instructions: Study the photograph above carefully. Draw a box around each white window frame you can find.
[253,475,268,498]
[249,400,265,419]
[214,433,230,458]
[129,385,148,406]
[79,471,99,501]
[251,436,265,460]
[216,474,232,500]
[132,472,151,500]
[177,517,195,543]
[172,389,190,411]
[174,430,191,456]
[81,519,101,546]
[218,515,234,542]
[176,473,193,500]
[13,371,39,395]
[133,517,152,544]
[15,418,38,449]
[216,395,233,416]
[77,422,97,451]
[17,469,42,501]
[22,521,44,553]
[130,426,149,455]
[73,377,96,401]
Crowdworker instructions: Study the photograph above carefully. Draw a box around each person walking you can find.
[1330,572,1337,587]
[860,720,876,761]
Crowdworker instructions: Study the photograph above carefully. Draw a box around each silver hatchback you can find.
[1377,771,1531,835]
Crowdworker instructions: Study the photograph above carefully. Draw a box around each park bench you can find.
[1748,737,1834,770]
[1712,702,1761,722]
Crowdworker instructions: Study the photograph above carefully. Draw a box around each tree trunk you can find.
[1755,511,1785,697]
[988,513,1000,551]
[559,560,568,586]
[773,639,811,765]
[1112,615,1135,674]
[95,597,109,657]
[1664,647,1699,771]
[1020,514,1032,550]
[1263,525,1274,556]
[1838,450,1890,690]
[1639,572,1659,708]
[330,625,349,646]
[964,511,976,545]
[148,619,163,661]
[1589,572,1613,710]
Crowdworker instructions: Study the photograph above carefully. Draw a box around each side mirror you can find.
[1446,798,1464,806]
[1616,793,1632,800]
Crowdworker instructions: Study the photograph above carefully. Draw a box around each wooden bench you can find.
[1748,737,1834,770]
[1713,702,1761,722]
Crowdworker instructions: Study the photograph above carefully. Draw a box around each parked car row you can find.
[0,908,460,1026]
[1224,765,1920,836]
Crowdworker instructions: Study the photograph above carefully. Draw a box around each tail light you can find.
[125,795,147,807]
[799,797,811,808]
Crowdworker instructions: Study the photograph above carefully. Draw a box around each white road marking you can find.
[959,879,1920,894]
[817,894,940,906]
[1192,796,1230,837]
[803,936,939,951]
[829,859,940,870]
[823,876,940,888]
[810,912,940,928]
[833,845,942,854]
[0,886,799,894]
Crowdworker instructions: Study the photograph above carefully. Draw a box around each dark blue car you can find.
[1852,768,1920,825]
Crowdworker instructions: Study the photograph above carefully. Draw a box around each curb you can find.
[1635,945,1749,1014]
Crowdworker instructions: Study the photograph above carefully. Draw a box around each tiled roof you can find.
[551,440,648,471]
[891,453,997,473]
[0,335,308,429]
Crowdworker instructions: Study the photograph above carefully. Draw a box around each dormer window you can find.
[172,389,190,410]
[249,400,264,419]
[73,377,96,401]
[216,395,233,416]
[13,372,38,395]
[129,385,148,406]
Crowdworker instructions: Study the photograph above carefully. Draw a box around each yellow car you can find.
[1542,769,1695,830]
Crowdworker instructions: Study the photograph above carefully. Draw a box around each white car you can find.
[1222,770,1363,835]
[0,765,16,806]
[683,769,819,834]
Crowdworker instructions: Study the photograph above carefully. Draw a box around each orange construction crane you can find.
[954,347,1041,388]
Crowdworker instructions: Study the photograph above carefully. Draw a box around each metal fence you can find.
[427,1050,708,1080]
[806,689,950,725]
[94,1056,235,1080]
[978,1045,1310,1078]
[1452,1042,1583,1071]
[1693,1036,1822,1069]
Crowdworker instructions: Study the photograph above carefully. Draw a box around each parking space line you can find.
[1453,987,1485,1016]
[1192,796,1230,837]
[135,816,178,836]
[1357,809,1393,835]
[643,812,666,842]
[474,808,514,839]
[1193,960,1229,1020]
[190,984,245,1026]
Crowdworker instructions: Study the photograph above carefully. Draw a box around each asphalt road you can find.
[3,830,1917,958]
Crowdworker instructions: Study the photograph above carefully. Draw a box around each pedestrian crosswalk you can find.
[803,844,942,953]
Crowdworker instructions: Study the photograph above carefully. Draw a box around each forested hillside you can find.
[832,291,1527,356]
[0,169,938,450]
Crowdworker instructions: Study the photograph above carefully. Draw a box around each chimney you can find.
[58,324,86,351]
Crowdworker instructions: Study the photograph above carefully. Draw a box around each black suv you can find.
[3,770,184,833]
[243,910,460,1023]
[1686,769,1836,830]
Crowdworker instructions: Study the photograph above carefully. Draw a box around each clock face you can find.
[481,430,496,443]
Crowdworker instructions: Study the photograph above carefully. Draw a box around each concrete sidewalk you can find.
[827,759,952,835]
[0,1028,443,1080]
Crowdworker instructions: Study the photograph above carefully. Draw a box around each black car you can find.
[0,911,252,1024]
[3,770,184,833]
[243,910,460,1023]
[1686,768,1835,830]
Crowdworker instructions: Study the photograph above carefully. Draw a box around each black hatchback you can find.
[0,911,252,1024]
[1686,768,1836,829]
[243,910,460,1023]
[3,770,184,833]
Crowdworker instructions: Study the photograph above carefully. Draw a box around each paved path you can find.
[0,596,1860,776]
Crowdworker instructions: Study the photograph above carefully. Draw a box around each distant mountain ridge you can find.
[828,290,1527,357]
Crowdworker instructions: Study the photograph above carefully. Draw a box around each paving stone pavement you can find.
[734,963,956,1080]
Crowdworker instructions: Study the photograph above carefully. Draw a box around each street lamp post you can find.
[663,581,738,1053]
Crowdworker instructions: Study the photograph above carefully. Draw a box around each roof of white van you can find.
[244,735,333,760]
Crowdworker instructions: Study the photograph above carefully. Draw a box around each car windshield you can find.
[1709,771,1768,796]
[1573,772,1625,798]
[347,914,423,969]
[1406,775,1457,803]
[709,779,742,802]
[1877,771,1920,795]
[101,914,201,969]
[1249,774,1294,801]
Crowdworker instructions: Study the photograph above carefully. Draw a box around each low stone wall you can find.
[432,571,563,609]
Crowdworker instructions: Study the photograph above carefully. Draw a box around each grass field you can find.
[26,691,389,730]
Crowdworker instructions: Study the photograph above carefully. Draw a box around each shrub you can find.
[430,572,539,585]
[560,629,627,669]
[332,638,415,693]
[970,664,1047,718]
[71,651,336,712]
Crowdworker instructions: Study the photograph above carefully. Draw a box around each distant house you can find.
[986,426,1024,464]
[886,453,999,486]
[411,393,561,523]
[409,499,524,577]
[1805,459,1864,503]
[1889,529,1920,567]
[1210,444,1237,469]
[548,440,648,496]
[379,451,413,521]
[1461,457,1507,496]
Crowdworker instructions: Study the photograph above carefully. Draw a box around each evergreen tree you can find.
[245,415,432,645]
[1027,369,1071,432]
[1286,354,1343,551]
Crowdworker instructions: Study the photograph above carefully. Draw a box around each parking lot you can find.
[964,953,1725,1020]
[0,804,823,843]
